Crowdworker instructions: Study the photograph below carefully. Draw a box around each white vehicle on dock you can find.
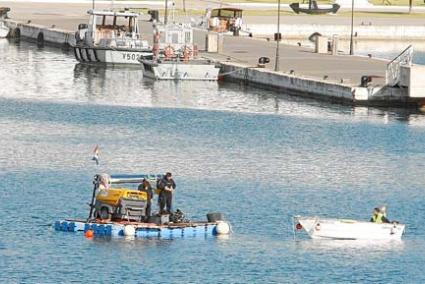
[294,216,405,240]
[72,9,152,64]
[140,22,220,81]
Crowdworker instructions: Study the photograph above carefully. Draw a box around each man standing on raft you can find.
[158,172,176,214]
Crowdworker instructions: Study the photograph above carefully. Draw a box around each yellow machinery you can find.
[88,174,162,221]
[95,188,147,206]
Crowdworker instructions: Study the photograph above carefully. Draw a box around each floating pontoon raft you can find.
[54,173,231,238]
[54,220,228,239]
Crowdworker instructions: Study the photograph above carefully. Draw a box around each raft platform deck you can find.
[54,219,224,239]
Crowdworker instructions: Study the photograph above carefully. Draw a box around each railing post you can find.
[386,45,413,86]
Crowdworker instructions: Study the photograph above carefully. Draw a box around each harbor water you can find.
[1,39,425,283]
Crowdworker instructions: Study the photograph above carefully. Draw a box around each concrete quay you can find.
[248,24,425,40]
[1,2,425,107]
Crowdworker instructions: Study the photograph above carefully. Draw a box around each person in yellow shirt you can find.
[370,207,390,223]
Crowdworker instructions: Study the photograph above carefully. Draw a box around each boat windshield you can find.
[95,15,137,34]
[211,9,242,18]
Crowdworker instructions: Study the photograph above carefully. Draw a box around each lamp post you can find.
[274,0,281,71]
[349,0,354,55]
[164,0,168,24]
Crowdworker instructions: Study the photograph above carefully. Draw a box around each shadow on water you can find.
[294,239,405,253]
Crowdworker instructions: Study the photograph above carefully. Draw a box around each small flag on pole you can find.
[92,144,99,165]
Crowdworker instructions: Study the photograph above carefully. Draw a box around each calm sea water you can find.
[1,39,425,283]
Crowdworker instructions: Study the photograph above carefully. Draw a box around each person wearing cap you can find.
[370,207,390,223]
[138,179,153,220]
[157,172,176,214]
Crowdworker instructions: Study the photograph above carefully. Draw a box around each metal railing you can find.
[386,45,413,87]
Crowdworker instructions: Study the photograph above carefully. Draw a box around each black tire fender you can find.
[37,32,44,47]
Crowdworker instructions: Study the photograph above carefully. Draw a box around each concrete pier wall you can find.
[5,20,75,46]
[221,62,356,103]
[248,24,425,40]
[221,62,420,106]
[2,18,422,107]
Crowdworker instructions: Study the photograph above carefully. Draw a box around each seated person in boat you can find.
[370,207,390,223]
[138,179,153,219]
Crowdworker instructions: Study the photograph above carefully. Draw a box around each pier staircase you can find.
[386,45,413,87]
[385,45,425,99]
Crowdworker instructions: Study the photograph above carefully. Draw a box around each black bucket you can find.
[207,212,223,222]
[148,214,169,225]
[148,215,161,225]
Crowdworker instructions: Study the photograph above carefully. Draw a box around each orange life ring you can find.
[193,45,198,57]
[164,46,174,59]
[183,46,192,62]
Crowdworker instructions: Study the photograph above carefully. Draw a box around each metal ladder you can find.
[386,45,414,87]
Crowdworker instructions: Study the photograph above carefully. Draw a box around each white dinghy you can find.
[294,216,405,240]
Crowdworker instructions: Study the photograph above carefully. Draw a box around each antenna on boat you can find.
[111,0,114,10]
[92,0,95,9]
[171,1,176,23]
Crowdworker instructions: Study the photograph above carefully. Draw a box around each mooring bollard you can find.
[332,35,339,55]
[206,32,218,53]
[315,36,328,54]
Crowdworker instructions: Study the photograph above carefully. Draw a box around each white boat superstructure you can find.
[73,9,152,64]
[294,216,405,240]
[140,23,220,81]
[0,21,8,38]
[0,7,10,38]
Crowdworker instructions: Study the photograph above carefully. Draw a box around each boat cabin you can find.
[0,7,10,19]
[78,9,149,49]
[208,8,243,34]
[157,23,193,51]
[152,23,197,59]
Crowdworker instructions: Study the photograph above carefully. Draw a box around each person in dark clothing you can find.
[157,172,176,214]
[138,179,153,219]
